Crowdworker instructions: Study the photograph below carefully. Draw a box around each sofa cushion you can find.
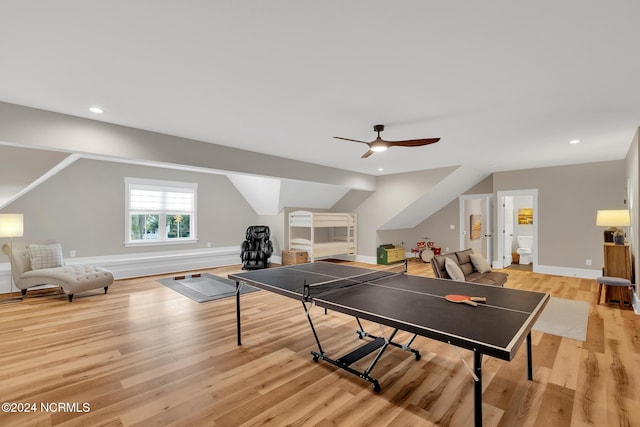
[28,243,64,270]
[433,253,457,277]
[469,253,492,273]
[455,248,474,265]
[445,257,465,281]
[468,271,508,286]
[458,261,474,276]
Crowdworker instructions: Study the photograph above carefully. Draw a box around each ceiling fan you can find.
[334,124,440,158]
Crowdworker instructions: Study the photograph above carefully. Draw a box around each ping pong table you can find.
[229,261,549,427]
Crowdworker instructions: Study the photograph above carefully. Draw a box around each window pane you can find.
[130,214,160,240]
[166,214,191,239]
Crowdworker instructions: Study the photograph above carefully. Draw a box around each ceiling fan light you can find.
[371,145,388,152]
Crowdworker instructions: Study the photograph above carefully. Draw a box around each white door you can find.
[502,196,514,267]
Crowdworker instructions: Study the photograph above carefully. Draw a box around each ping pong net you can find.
[302,262,407,300]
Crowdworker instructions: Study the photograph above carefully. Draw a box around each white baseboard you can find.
[355,254,377,265]
[534,264,601,279]
[0,246,242,295]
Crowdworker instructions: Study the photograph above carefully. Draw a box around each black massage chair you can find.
[240,225,273,270]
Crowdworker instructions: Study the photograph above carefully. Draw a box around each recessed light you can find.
[569,139,580,144]
[378,168,384,171]
[89,107,103,114]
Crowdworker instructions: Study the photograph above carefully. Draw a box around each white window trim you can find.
[124,177,198,247]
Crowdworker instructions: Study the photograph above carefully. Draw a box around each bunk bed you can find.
[288,211,357,262]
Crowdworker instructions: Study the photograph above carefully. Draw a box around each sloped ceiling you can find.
[0,145,77,209]
[226,174,351,215]
[380,166,489,229]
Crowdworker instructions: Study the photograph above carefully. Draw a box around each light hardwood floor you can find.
[0,260,638,427]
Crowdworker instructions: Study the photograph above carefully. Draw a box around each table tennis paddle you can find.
[445,294,486,306]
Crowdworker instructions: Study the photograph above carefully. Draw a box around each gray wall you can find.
[381,175,495,254]
[350,167,459,258]
[2,158,258,257]
[388,160,626,272]
[493,160,626,271]
[1,149,632,279]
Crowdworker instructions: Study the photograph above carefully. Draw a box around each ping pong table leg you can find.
[236,281,242,346]
[527,332,533,380]
[473,351,483,427]
[303,301,325,356]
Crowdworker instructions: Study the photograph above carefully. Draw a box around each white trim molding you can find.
[534,264,601,279]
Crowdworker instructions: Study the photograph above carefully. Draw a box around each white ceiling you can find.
[0,1,638,178]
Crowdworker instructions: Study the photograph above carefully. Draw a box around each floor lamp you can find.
[0,213,24,301]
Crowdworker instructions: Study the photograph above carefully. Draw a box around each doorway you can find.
[496,189,538,270]
[459,194,493,263]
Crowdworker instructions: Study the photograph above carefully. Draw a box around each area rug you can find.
[157,273,259,303]
[533,297,589,341]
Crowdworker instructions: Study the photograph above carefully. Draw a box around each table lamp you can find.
[0,213,24,300]
[596,209,629,244]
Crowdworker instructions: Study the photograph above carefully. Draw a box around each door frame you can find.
[459,193,494,263]
[496,189,538,270]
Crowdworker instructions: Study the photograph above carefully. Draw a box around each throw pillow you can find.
[28,243,64,270]
[469,253,492,273]
[469,254,491,273]
[444,257,465,281]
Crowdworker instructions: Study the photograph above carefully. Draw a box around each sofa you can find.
[11,243,114,302]
[430,248,508,287]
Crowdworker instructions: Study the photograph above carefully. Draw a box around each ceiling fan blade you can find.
[388,138,440,147]
[361,149,375,158]
[334,136,370,145]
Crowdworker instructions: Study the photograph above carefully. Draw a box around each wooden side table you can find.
[602,243,633,306]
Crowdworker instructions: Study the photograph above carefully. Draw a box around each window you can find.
[125,178,197,246]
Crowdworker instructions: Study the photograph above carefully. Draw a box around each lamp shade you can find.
[0,213,24,237]
[596,209,630,227]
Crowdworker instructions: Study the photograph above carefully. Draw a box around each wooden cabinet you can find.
[603,243,633,304]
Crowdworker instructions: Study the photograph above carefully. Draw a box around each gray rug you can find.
[533,297,589,341]
[157,273,258,303]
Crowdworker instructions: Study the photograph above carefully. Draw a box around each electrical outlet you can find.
[445,247,449,252]
[450,224,455,230]
[69,250,76,257]
[207,242,212,248]
[586,259,592,266]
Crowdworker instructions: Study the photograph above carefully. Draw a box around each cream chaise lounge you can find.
[11,243,114,302]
